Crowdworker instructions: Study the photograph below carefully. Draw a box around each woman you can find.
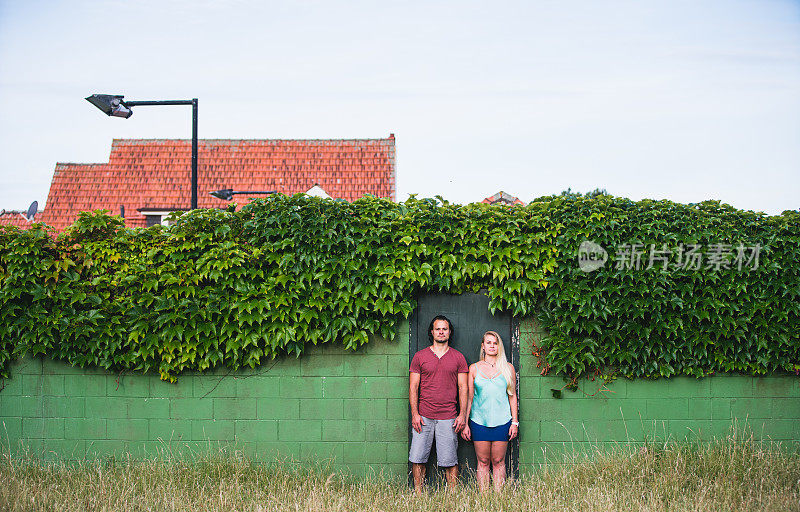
[461,330,519,491]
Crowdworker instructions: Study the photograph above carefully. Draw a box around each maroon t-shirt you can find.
[410,346,469,420]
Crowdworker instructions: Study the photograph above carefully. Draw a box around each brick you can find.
[300,399,343,420]
[41,396,84,418]
[17,397,42,417]
[365,419,405,442]
[342,354,387,377]
[669,420,713,440]
[235,376,280,398]
[149,377,192,398]
[0,395,22,416]
[342,398,386,420]
[322,420,365,442]
[213,398,257,420]
[518,421,539,443]
[667,377,709,397]
[0,417,22,442]
[86,397,124,418]
[540,421,585,442]
[522,398,561,421]
[644,398,688,419]
[254,441,301,461]
[22,375,64,396]
[85,439,131,459]
[754,377,800,397]
[191,419,235,441]
[299,441,343,462]
[148,419,192,441]
[65,418,106,439]
[385,441,407,464]
[258,356,301,376]
[107,419,149,440]
[107,375,149,397]
[762,419,795,440]
[386,398,407,420]
[193,376,237,398]
[279,420,321,442]
[771,398,800,419]
[127,398,170,419]
[625,379,673,399]
[37,440,86,460]
[302,354,343,376]
[14,357,42,375]
[518,376,540,398]
[171,398,214,420]
[322,377,366,399]
[386,354,410,376]
[279,377,322,398]
[257,398,300,420]
[22,418,64,439]
[711,376,753,398]
[1,376,23,395]
[365,377,407,399]
[731,398,772,419]
[235,420,278,441]
[65,375,106,396]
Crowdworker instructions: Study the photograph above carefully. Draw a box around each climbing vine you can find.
[0,194,797,381]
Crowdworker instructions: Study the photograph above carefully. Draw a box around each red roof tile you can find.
[482,191,524,206]
[39,136,397,231]
[0,211,36,229]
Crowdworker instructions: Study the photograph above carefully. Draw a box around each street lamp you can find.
[210,189,277,201]
[86,94,199,210]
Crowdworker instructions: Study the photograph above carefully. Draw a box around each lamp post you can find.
[86,94,199,210]
[210,189,277,201]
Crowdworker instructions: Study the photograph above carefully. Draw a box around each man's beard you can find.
[434,338,449,344]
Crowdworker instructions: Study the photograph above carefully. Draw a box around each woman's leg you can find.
[490,441,509,491]
[473,441,492,491]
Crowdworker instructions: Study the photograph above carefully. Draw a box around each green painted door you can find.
[408,292,519,483]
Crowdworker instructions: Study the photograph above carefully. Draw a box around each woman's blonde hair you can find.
[480,331,515,395]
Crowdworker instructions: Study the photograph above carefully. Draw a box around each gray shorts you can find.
[408,416,458,467]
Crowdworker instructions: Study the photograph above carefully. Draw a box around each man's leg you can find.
[434,418,460,487]
[409,417,435,495]
[412,463,426,494]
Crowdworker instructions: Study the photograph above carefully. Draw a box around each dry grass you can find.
[2,434,799,512]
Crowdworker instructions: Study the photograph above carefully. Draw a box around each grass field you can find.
[2,433,799,511]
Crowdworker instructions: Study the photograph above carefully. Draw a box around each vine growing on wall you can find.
[0,194,798,382]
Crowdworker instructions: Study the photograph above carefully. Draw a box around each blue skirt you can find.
[469,419,511,442]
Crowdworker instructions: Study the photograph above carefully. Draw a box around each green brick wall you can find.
[0,322,410,479]
[517,318,800,475]
[2,316,799,480]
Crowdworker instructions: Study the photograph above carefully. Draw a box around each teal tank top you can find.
[470,370,512,427]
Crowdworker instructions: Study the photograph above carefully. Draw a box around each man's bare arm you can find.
[409,372,424,433]
[453,372,468,432]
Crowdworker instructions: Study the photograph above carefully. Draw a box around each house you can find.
[30,135,396,232]
[482,191,524,206]
[0,210,37,229]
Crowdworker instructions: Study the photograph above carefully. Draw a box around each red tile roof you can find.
[482,191,524,205]
[0,210,36,229]
[39,136,397,231]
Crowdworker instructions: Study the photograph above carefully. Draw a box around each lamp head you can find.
[210,188,234,201]
[85,94,133,118]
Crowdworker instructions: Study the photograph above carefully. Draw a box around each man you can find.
[408,314,469,493]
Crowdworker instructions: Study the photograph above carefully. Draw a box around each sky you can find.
[0,0,798,214]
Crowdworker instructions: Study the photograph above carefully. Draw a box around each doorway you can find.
[408,292,520,484]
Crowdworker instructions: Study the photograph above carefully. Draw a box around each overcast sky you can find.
[0,0,798,214]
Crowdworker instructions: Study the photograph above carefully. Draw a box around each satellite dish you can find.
[26,201,38,222]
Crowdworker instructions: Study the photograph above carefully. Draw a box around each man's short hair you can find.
[427,315,454,343]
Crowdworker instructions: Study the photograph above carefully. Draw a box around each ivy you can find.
[0,194,797,382]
